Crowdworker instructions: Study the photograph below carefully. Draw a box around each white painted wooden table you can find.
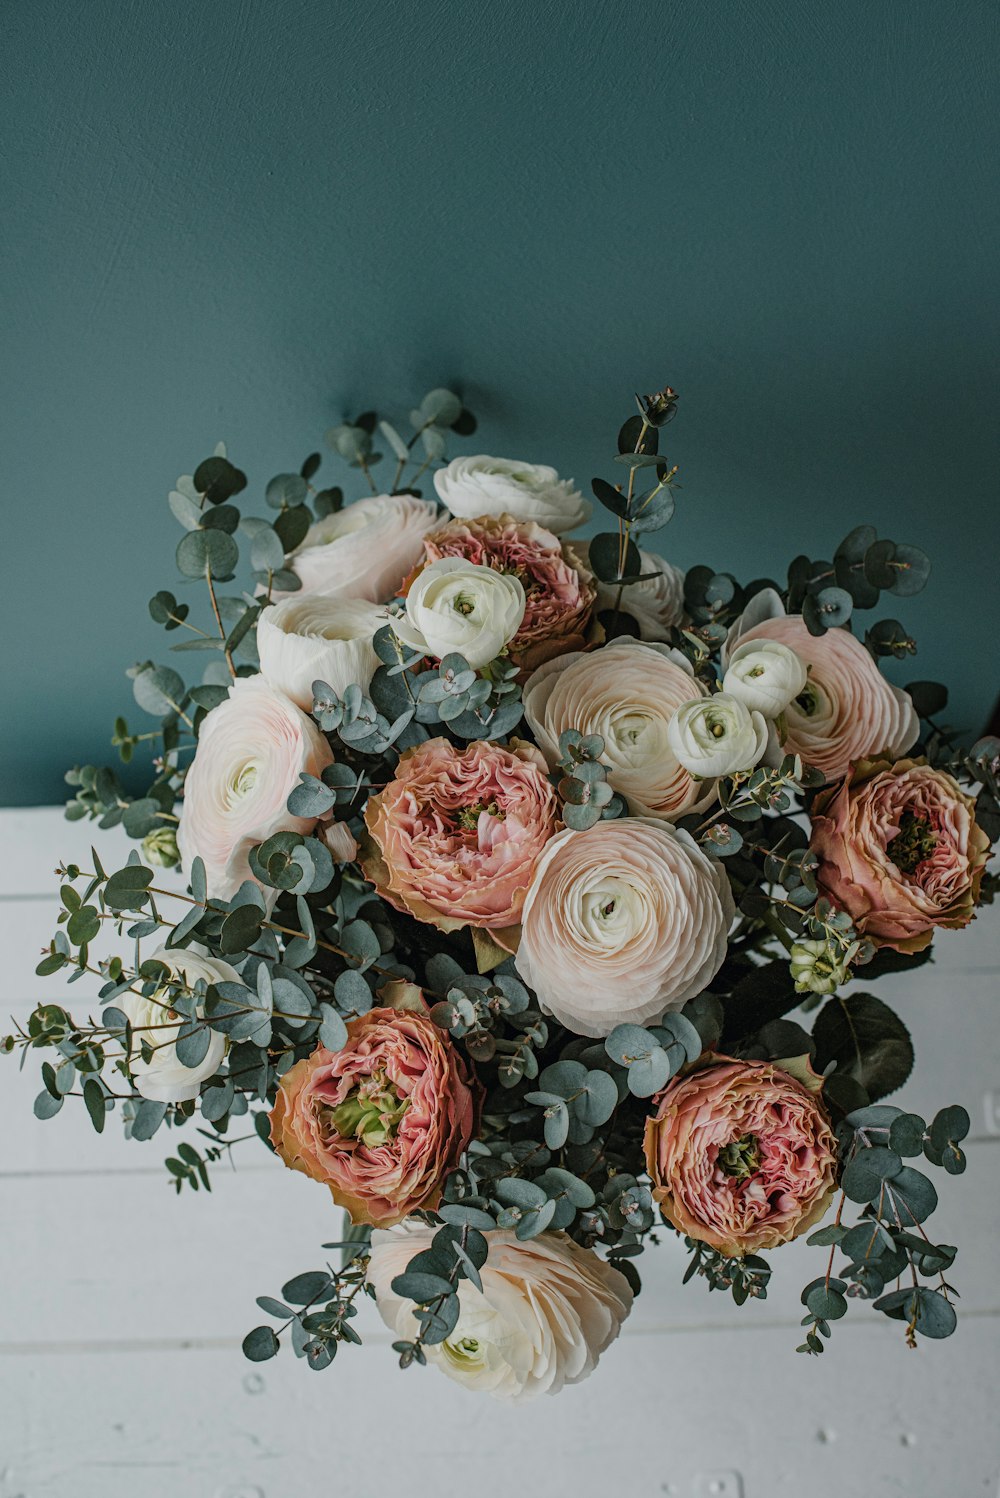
[1,808,997,1498]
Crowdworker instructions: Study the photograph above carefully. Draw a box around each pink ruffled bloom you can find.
[269,1007,477,1227]
[735,614,918,781]
[420,513,597,673]
[361,737,559,932]
[810,757,991,953]
[644,1056,838,1257]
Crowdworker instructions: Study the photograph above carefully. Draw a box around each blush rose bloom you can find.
[435,455,590,535]
[644,1055,838,1257]
[515,818,735,1036]
[810,757,992,952]
[279,493,439,602]
[257,594,384,709]
[422,514,597,672]
[391,556,526,669]
[728,594,918,781]
[177,676,334,900]
[522,637,717,820]
[119,948,238,1103]
[269,1007,477,1227]
[361,738,558,932]
[368,1226,632,1401]
[579,543,686,639]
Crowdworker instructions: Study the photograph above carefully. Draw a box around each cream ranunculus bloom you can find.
[666,692,770,779]
[583,544,685,639]
[522,636,717,820]
[723,638,808,717]
[367,1226,632,1401]
[257,595,384,710]
[119,948,239,1103]
[391,557,526,669]
[435,455,590,535]
[515,817,735,1036]
[177,676,334,901]
[278,493,439,602]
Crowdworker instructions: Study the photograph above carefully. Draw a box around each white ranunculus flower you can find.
[368,1226,632,1401]
[257,595,384,710]
[522,636,717,820]
[391,557,526,669]
[515,818,735,1036]
[278,493,439,603]
[119,948,239,1103]
[723,638,808,717]
[435,455,590,535]
[666,692,770,778]
[581,544,685,639]
[177,676,334,901]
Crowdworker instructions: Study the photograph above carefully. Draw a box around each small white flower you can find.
[666,693,770,779]
[257,595,384,711]
[391,557,526,669]
[435,455,590,535]
[119,948,238,1103]
[723,639,808,717]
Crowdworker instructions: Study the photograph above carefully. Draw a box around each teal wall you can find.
[3,0,997,805]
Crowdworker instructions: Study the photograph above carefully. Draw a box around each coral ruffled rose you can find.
[515,818,734,1037]
[523,637,717,820]
[269,1007,477,1227]
[278,493,439,602]
[730,602,918,781]
[361,738,558,932]
[810,757,991,953]
[368,1227,632,1401]
[421,513,597,672]
[644,1056,838,1257]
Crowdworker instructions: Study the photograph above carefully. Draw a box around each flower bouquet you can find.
[9,384,997,1400]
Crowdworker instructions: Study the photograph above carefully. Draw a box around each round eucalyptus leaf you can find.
[176,527,238,580]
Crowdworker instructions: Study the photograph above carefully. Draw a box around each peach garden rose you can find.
[269,1006,477,1227]
[810,757,991,952]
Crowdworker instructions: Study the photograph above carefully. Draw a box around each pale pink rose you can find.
[269,1008,477,1227]
[515,818,735,1037]
[279,493,439,603]
[361,738,558,932]
[574,542,685,639]
[644,1055,838,1257]
[421,513,597,673]
[177,676,333,901]
[368,1226,632,1400]
[735,614,918,781]
[810,757,992,953]
[522,637,717,820]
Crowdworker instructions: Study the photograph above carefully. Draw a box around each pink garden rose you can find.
[810,757,991,953]
[361,738,559,932]
[278,493,439,602]
[269,1006,477,1227]
[733,613,918,781]
[644,1056,838,1257]
[421,513,597,673]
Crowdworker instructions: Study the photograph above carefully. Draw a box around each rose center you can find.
[717,1133,761,1181]
[795,684,819,717]
[329,1072,409,1148]
[456,800,504,831]
[230,762,258,800]
[452,591,476,616]
[887,810,937,874]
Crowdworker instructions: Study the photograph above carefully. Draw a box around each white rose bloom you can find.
[257,595,384,710]
[368,1226,632,1401]
[391,557,526,669]
[279,493,439,603]
[723,638,808,717]
[522,636,717,820]
[582,544,685,639]
[435,455,590,536]
[119,948,239,1103]
[515,818,735,1036]
[177,676,334,901]
[666,693,770,779]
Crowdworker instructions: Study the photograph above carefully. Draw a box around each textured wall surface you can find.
[2,0,998,805]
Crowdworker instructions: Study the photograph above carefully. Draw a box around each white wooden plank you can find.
[0,1320,997,1498]
[0,807,136,898]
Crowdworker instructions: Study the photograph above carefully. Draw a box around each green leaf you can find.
[841,1146,902,1203]
[265,472,308,509]
[812,993,914,1102]
[194,456,247,504]
[176,528,238,579]
[281,1271,333,1304]
[242,1325,280,1362]
[33,1089,64,1120]
[133,665,186,718]
[391,1271,454,1303]
[589,532,642,584]
[83,1078,106,1134]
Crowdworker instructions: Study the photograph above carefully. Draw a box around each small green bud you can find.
[142,825,179,869]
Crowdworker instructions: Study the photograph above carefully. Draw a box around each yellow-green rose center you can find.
[887,811,937,875]
[718,1133,761,1182]
[329,1072,409,1147]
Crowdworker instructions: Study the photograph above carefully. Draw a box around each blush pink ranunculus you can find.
[733,614,918,781]
[810,757,991,953]
[268,1006,477,1227]
[421,513,597,673]
[278,493,439,603]
[644,1055,838,1257]
[361,738,559,932]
